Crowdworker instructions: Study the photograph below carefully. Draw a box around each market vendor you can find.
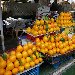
[50,0,62,11]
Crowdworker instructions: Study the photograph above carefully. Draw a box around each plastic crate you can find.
[26,34,44,42]
[21,66,39,75]
[17,62,43,75]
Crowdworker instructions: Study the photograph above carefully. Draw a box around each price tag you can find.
[22,39,27,45]
[68,33,74,39]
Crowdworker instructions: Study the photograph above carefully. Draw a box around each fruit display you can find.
[26,19,60,36]
[56,12,74,27]
[0,42,43,75]
[35,33,75,56]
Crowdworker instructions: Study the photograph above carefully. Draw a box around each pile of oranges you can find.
[56,12,74,27]
[26,19,60,36]
[35,33,75,56]
[0,42,43,75]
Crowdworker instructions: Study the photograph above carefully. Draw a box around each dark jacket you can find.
[50,2,62,11]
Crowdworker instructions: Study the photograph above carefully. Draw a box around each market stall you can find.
[0,10,75,75]
[0,0,75,75]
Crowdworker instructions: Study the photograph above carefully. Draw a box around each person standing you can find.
[50,0,62,11]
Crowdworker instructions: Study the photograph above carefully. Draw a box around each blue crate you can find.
[52,57,61,69]
[17,62,44,75]
[18,66,39,75]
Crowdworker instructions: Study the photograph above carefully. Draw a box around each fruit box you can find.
[16,62,43,75]
[26,33,44,42]
[24,30,57,42]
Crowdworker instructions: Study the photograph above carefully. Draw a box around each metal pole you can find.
[0,0,5,51]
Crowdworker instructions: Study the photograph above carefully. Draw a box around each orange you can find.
[72,39,75,44]
[7,62,14,70]
[44,48,48,53]
[31,54,36,61]
[63,42,67,47]
[55,37,60,42]
[45,42,49,47]
[48,50,54,56]
[51,36,54,43]
[34,59,39,65]
[53,48,56,54]
[32,45,37,52]
[14,60,20,68]
[41,48,45,54]
[40,19,44,25]
[56,48,60,53]
[36,38,40,42]
[27,42,33,49]
[23,44,28,51]
[65,41,68,46]
[60,49,65,54]
[33,31,38,36]
[39,26,43,30]
[44,25,46,29]
[22,51,28,58]
[69,46,73,50]
[16,45,23,52]
[48,24,51,28]
[30,61,35,67]
[36,42,41,47]
[18,66,24,72]
[54,28,57,31]
[38,58,43,62]
[35,20,40,25]
[40,40,44,44]
[12,68,18,75]
[42,30,46,34]
[38,30,42,35]
[60,20,64,24]
[73,44,75,48]
[69,40,72,46]
[64,47,67,52]
[0,68,5,75]
[48,20,51,24]
[59,44,63,49]
[43,36,48,42]
[59,41,62,44]
[34,25,38,31]
[10,51,16,55]
[60,12,64,16]
[27,49,33,56]
[9,55,16,62]
[0,60,6,69]
[48,45,52,50]
[37,47,41,52]
[26,57,31,63]
[40,43,45,49]
[51,18,54,22]
[52,43,55,48]
[51,23,55,28]
[7,59,11,64]
[26,27,31,33]
[16,52,22,59]
[4,71,12,75]
[0,56,3,62]
[66,46,70,51]
[24,63,30,69]
[48,29,51,33]
[21,58,26,65]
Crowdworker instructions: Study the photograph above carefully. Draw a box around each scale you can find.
[0,1,5,51]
